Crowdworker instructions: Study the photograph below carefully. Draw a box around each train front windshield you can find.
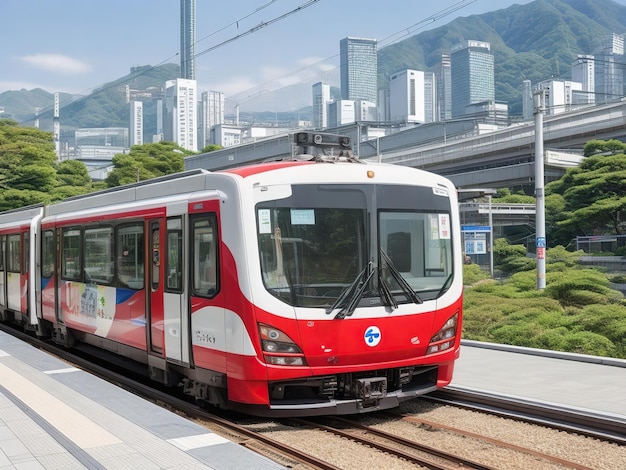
[257,183,454,309]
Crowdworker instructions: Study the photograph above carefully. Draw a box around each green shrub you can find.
[463,263,490,286]
[560,332,617,357]
[461,240,626,358]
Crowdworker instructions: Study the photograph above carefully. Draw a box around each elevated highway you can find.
[365,99,626,189]
[185,100,626,190]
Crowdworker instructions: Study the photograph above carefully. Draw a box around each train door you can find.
[148,218,190,365]
[0,235,6,316]
[40,229,58,323]
[188,198,226,373]
[6,233,23,313]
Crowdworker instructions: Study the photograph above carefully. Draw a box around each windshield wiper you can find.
[326,262,374,319]
[436,273,454,298]
[379,249,423,304]
[378,267,398,309]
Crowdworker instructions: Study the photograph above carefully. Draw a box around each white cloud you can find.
[198,56,339,111]
[19,54,91,75]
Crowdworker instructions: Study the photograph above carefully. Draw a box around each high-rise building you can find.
[535,79,583,115]
[130,101,143,147]
[435,54,452,121]
[571,55,595,104]
[389,69,436,123]
[180,0,196,80]
[355,100,378,122]
[164,78,197,151]
[340,37,378,103]
[597,33,625,55]
[593,35,624,103]
[450,40,494,118]
[199,91,225,147]
[522,80,533,120]
[154,98,164,142]
[377,88,390,121]
[328,100,355,128]
[312,82,331,129]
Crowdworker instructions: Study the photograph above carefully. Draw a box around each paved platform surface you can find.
[0,330,284,470]
[3,331,626,469]
[453,340,626,418]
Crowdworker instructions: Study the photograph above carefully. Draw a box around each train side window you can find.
[84,226,114,284]
[166,217,182,293]
[151,223,160,291]
[191,215,218,297]
[7,234,20,273]
[23,232,29,274]
[62,228,81,280]
[41,230,55,278]
[117,224,144,290]
[0,236,4,271]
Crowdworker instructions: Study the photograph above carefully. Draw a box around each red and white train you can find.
[0,133,463,416]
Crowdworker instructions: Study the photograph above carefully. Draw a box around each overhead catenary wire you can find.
[16,0,312,124]
[228,0,477,106]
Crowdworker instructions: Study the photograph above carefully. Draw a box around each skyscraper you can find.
[389,69,436,123]
[594,34,624,103]
[199,91,225,148]
[450,40,494,118]
[571,55,595,104]
[340,37,378,103]
[164,78,197,151]
[180,0,196,80]
[435,54,452,121]
[522,80,533,120]
[130,100,143,147]
[312,82,331,129]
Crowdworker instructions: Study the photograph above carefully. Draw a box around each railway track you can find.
[290,416,496,469]
[4,324,624,469]
[426,387,626,445]
[383,411,597,470]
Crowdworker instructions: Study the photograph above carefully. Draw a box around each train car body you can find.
[0,138,463,416]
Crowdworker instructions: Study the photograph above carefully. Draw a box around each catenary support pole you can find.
[534,90,546,290]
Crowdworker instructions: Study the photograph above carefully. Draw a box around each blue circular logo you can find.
[364,326,381,347]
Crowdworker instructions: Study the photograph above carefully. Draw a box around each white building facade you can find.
[328,100,356,127]
[130,100,143,147]
[312,82,331,129]
[164,78,198,152]
[389,69,437,123]
[571,55,595,104]
[535,79,583,115]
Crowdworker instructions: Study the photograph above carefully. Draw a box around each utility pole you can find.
[534,90,546,289]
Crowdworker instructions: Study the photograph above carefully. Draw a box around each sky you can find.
[1,0,626,113]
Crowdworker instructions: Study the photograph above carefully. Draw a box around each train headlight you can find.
[426,312,459,355]
[258,324,307,366]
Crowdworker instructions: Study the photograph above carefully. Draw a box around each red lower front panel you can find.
[190,300,461,408]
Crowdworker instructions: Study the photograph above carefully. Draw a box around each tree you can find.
[0,119,58,209]
[52,159,94,201]
[199,144,223,153]
[105,141,196,187]
[493,238,535,273]
[545,145,626,245]
[583,139,626,157]
[0,119,99,210]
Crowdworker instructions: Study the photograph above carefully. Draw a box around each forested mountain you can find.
[2,0,626,131]
[0,64,180,142]
[378,0,626,114]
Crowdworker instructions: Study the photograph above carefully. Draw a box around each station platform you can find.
[453,340,626,419]
[0,330,284,470]
[3,332,626,469]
